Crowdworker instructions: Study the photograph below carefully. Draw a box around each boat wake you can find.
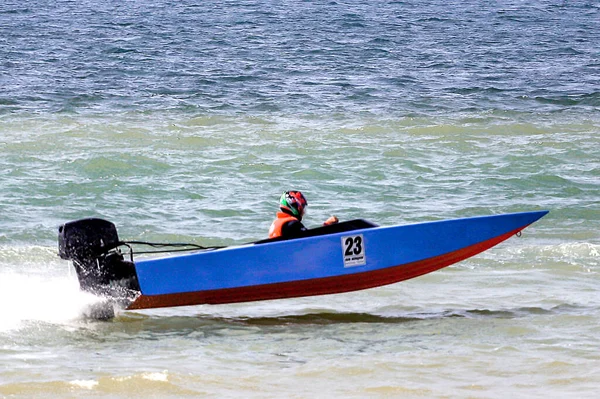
[0,271,114,332]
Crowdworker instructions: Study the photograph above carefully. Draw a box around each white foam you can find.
[70,379,99,389]
[0,271,105,332]
[142,371,169,382]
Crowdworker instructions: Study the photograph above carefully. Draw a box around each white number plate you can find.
[341,234,366,267]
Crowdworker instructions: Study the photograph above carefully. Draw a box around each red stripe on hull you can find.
[127,227,525,310]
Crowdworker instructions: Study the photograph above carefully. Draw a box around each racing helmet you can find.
[279,191,308,219]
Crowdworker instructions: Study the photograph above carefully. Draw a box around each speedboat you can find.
[58,211,548,311]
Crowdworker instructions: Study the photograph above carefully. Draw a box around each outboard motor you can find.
[58,218,140,303]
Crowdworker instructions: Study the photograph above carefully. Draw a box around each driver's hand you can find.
[323,215,339,226]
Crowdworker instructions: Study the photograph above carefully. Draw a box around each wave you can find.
[530,92,600,107]
[501,242,600,268]
[104,303,593,331]
[208,303,595,326]
[536,242,600,258]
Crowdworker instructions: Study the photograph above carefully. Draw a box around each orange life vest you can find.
[268,212,299,238]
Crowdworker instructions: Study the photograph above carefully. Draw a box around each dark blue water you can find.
[2,0,599,116]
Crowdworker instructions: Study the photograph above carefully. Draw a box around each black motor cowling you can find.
[59,218,120,261]
[58,218,140,302]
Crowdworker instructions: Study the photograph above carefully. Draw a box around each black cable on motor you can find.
[116,240,227,258]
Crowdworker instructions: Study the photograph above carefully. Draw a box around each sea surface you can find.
[1,0,599,397]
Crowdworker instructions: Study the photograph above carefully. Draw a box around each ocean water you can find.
[1,0,599,398]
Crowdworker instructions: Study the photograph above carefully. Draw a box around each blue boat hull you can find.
[127,211,548,310]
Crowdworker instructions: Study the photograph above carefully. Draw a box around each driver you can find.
[268,191,338,239]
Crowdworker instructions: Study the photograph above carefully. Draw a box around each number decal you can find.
[344,236,362,256]
[341,234,366,267]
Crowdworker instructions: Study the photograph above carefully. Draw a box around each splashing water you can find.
[0,264,108,332]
